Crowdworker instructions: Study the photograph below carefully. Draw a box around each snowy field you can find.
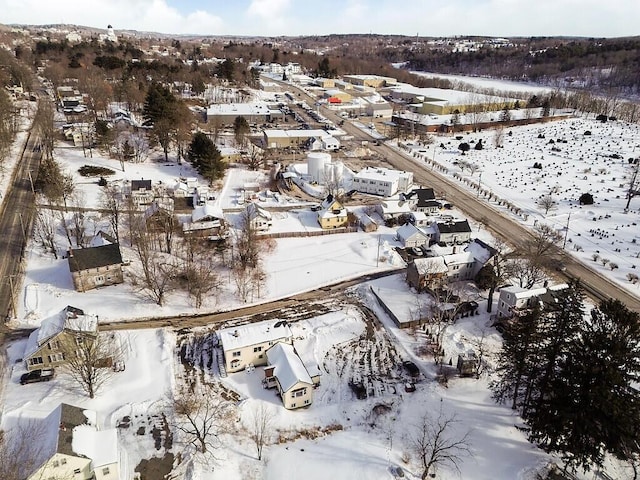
[399,116,640,297]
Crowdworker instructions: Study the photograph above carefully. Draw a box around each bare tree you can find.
[33,210,58,258]
[625,159,640,211]
[179,238,222,309]
[508,257,547,289]
[0,421,48,480]
[173,387,235,454]
[524,223,563,259]
[131,225,177,306]
[246,143,263,171]
[411,409,472,479]
[34,100,56,161]
[100,184,124,244]
[248,403,273,461]
[493,125,504,148]
[62,331,122,399]
[323,164,344,200]
[536,192,558,216]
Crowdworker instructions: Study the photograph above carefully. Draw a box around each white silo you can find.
[324,161,344,183]
[307,152,331,183]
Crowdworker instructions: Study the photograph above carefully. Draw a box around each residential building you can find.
[246,202,273,231]
[435,219,472,245]
[27,403,121,480]
[218,319,293,373]
[264,342,319,410]
[317,195,348,229]
[68,243,124,292]
[496,283,569,320]
[352,166,413,197]
[23,306,98,371]
[406,257,449,291]
[396,223,430,248]
[401,187,441,213]
[128,179,154,206]
[182,203,226,238]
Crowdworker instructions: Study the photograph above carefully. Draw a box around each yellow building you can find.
[317,195,348,229]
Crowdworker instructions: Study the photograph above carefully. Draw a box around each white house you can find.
[218,319,293,373]
[496,283,568,320]
[435,219,472,245]
[245,202,273,231]
[352,166,413,197]
[396,223,430,248]
[264,342,317,410]
[27,403,121,480]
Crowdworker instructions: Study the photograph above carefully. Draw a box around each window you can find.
[304,399,310,405]
[292,387,307,398]
[74,468,81,474]
[29,357,43,365]
[291,403,296,408]
[102,467,110,475]
[253,346,262,353]
[232,351,241,357]
[52,460,59,467]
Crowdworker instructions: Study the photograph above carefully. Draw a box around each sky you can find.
[1,0,639,38]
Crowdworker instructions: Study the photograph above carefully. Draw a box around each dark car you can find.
[20,368,55,385]
[402,361,420,377]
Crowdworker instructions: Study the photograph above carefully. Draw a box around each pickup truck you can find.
[20,368,55,385]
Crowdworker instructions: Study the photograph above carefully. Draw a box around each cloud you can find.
[247,0,292,19]
[0,0,224,35]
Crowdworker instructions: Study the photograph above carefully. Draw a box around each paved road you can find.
[0,129,41,325]
[275,78,640,311]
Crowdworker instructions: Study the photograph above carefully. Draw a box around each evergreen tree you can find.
[187,132,226,184]
[492,306,543,411]
[538,299,640,471]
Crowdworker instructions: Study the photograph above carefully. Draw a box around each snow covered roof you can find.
[266,342,313,392]
[246,202,272,221]
[218,319,292,351]
[72,425,119,467]
[413,257,448,274]
[264,129,332,139]
[25,306,98,356]
[192,203,223,223]
[206,102,274,117]
[501,285,548,299]
[355,166,411,183]
[464,239,495,264]
[443,251,475,266]
[397,223,428,242]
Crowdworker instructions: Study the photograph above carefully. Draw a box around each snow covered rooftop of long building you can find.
[218,319,292,351]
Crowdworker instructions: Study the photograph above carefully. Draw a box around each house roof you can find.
[192,203,224,223]
[403,187,436,205]
[397,223,428,242]
[354,166,412,183]
[218,319,292,352]
[131,179,152,191]
[266,342,313,392]
[68,244,123,272]
[464,239,495,264]
[413,257,448,274]
[246,202,272,221]
[436,219,472,234]
[72,425,119,468]
[25,306,98,357]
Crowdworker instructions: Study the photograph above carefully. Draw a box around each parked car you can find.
[20,368,55,385]
[402,361,420,377]
[408,247,424,257]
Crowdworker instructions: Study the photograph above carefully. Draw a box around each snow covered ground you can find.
[3,79,638,480]
[398,115,640,297]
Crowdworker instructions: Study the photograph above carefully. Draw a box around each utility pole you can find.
[376,234,382,267]
[563,212,572,249]
[477,171,483,198]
